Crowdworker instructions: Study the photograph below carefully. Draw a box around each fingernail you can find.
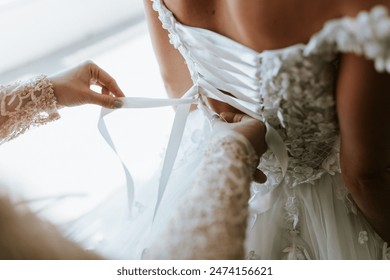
[113,100,122,109]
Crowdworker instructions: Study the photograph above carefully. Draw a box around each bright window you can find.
[0,0,172,223]
[0,0,143,75]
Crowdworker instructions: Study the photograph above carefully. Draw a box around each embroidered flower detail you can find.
[382,242,390,260]
[257,38,340,187]
[134,201,146,216]
[152,0,182,48]
[345,193,358,215]
[282,244,311,260]
[358,231,369,245]
[246,251,260,260]
[321,139,340,175]
[284,196,299,229]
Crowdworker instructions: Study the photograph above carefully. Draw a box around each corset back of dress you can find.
[152,0,341,186]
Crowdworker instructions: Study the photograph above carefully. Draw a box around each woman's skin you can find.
[144,0,390,242]
[49,60,125,109]
[0,61,125,128]
[0,61,126,259]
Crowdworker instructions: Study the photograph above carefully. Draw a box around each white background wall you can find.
[0,0,144,74]
[0,1,173,224]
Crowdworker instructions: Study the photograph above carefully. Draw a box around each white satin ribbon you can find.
[98,82,289,223]
[249,122,288,213]
[98,85,197,219]
[247,122,289,230]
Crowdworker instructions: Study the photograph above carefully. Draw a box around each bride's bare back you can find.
[162,0,342,52]
[145,0,384,99]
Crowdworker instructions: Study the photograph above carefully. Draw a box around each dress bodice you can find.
[152,1,390,186]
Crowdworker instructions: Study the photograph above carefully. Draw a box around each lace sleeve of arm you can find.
[148,130,259,259]
[0,75,60,145]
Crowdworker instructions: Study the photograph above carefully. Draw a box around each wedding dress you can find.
[2,2,390,260]
[76,1,390,259]
[137,2,390,259]
[69,2,390,259]
[0,75,257,260]
[0,77,100,259]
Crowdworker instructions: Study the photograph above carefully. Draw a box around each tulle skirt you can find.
[64,109,387,260]
[64,109,210,259]
[246,174,386,259]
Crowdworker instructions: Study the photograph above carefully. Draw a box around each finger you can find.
[220,112,249,123]
[90,64,126,97]
[103,87,110,96]
[87,90,123,109]
[253,169,267,184]
[98,70,125,97]
[102,87,110,96]
[93,81,109,95]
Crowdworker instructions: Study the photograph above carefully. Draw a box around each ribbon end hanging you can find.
[152,102,192,221]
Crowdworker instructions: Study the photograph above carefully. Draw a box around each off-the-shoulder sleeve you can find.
[0,75,60,145]
[147,130,259,259]
[304,5,390,73]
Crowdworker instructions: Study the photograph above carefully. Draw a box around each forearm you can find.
[0,196,101,260]
[143,0,193,99]
[0,75,59,144]
[149,131,259,259]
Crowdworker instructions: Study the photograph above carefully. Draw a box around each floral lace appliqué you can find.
[259,49,340,186]
[358,231,369,245]
[383,242,390,260]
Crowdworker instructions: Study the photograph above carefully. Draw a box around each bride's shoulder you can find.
[302,1,390,40]
[304,1,390,72]
[341,0,390,16]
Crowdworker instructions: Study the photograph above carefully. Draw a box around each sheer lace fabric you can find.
[0,75,59,145]
[147,131,258,259]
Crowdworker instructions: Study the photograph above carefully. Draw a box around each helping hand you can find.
[217,112,268,183]
[49,60,125,109]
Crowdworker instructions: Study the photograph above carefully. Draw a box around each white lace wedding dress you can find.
[140,2,390,260]
[69,2,390,259]
[70,2,390,259]
[0,74,257,260]
[2,2,390,260]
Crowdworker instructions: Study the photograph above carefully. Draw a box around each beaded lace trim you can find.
[0,75,59,144]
